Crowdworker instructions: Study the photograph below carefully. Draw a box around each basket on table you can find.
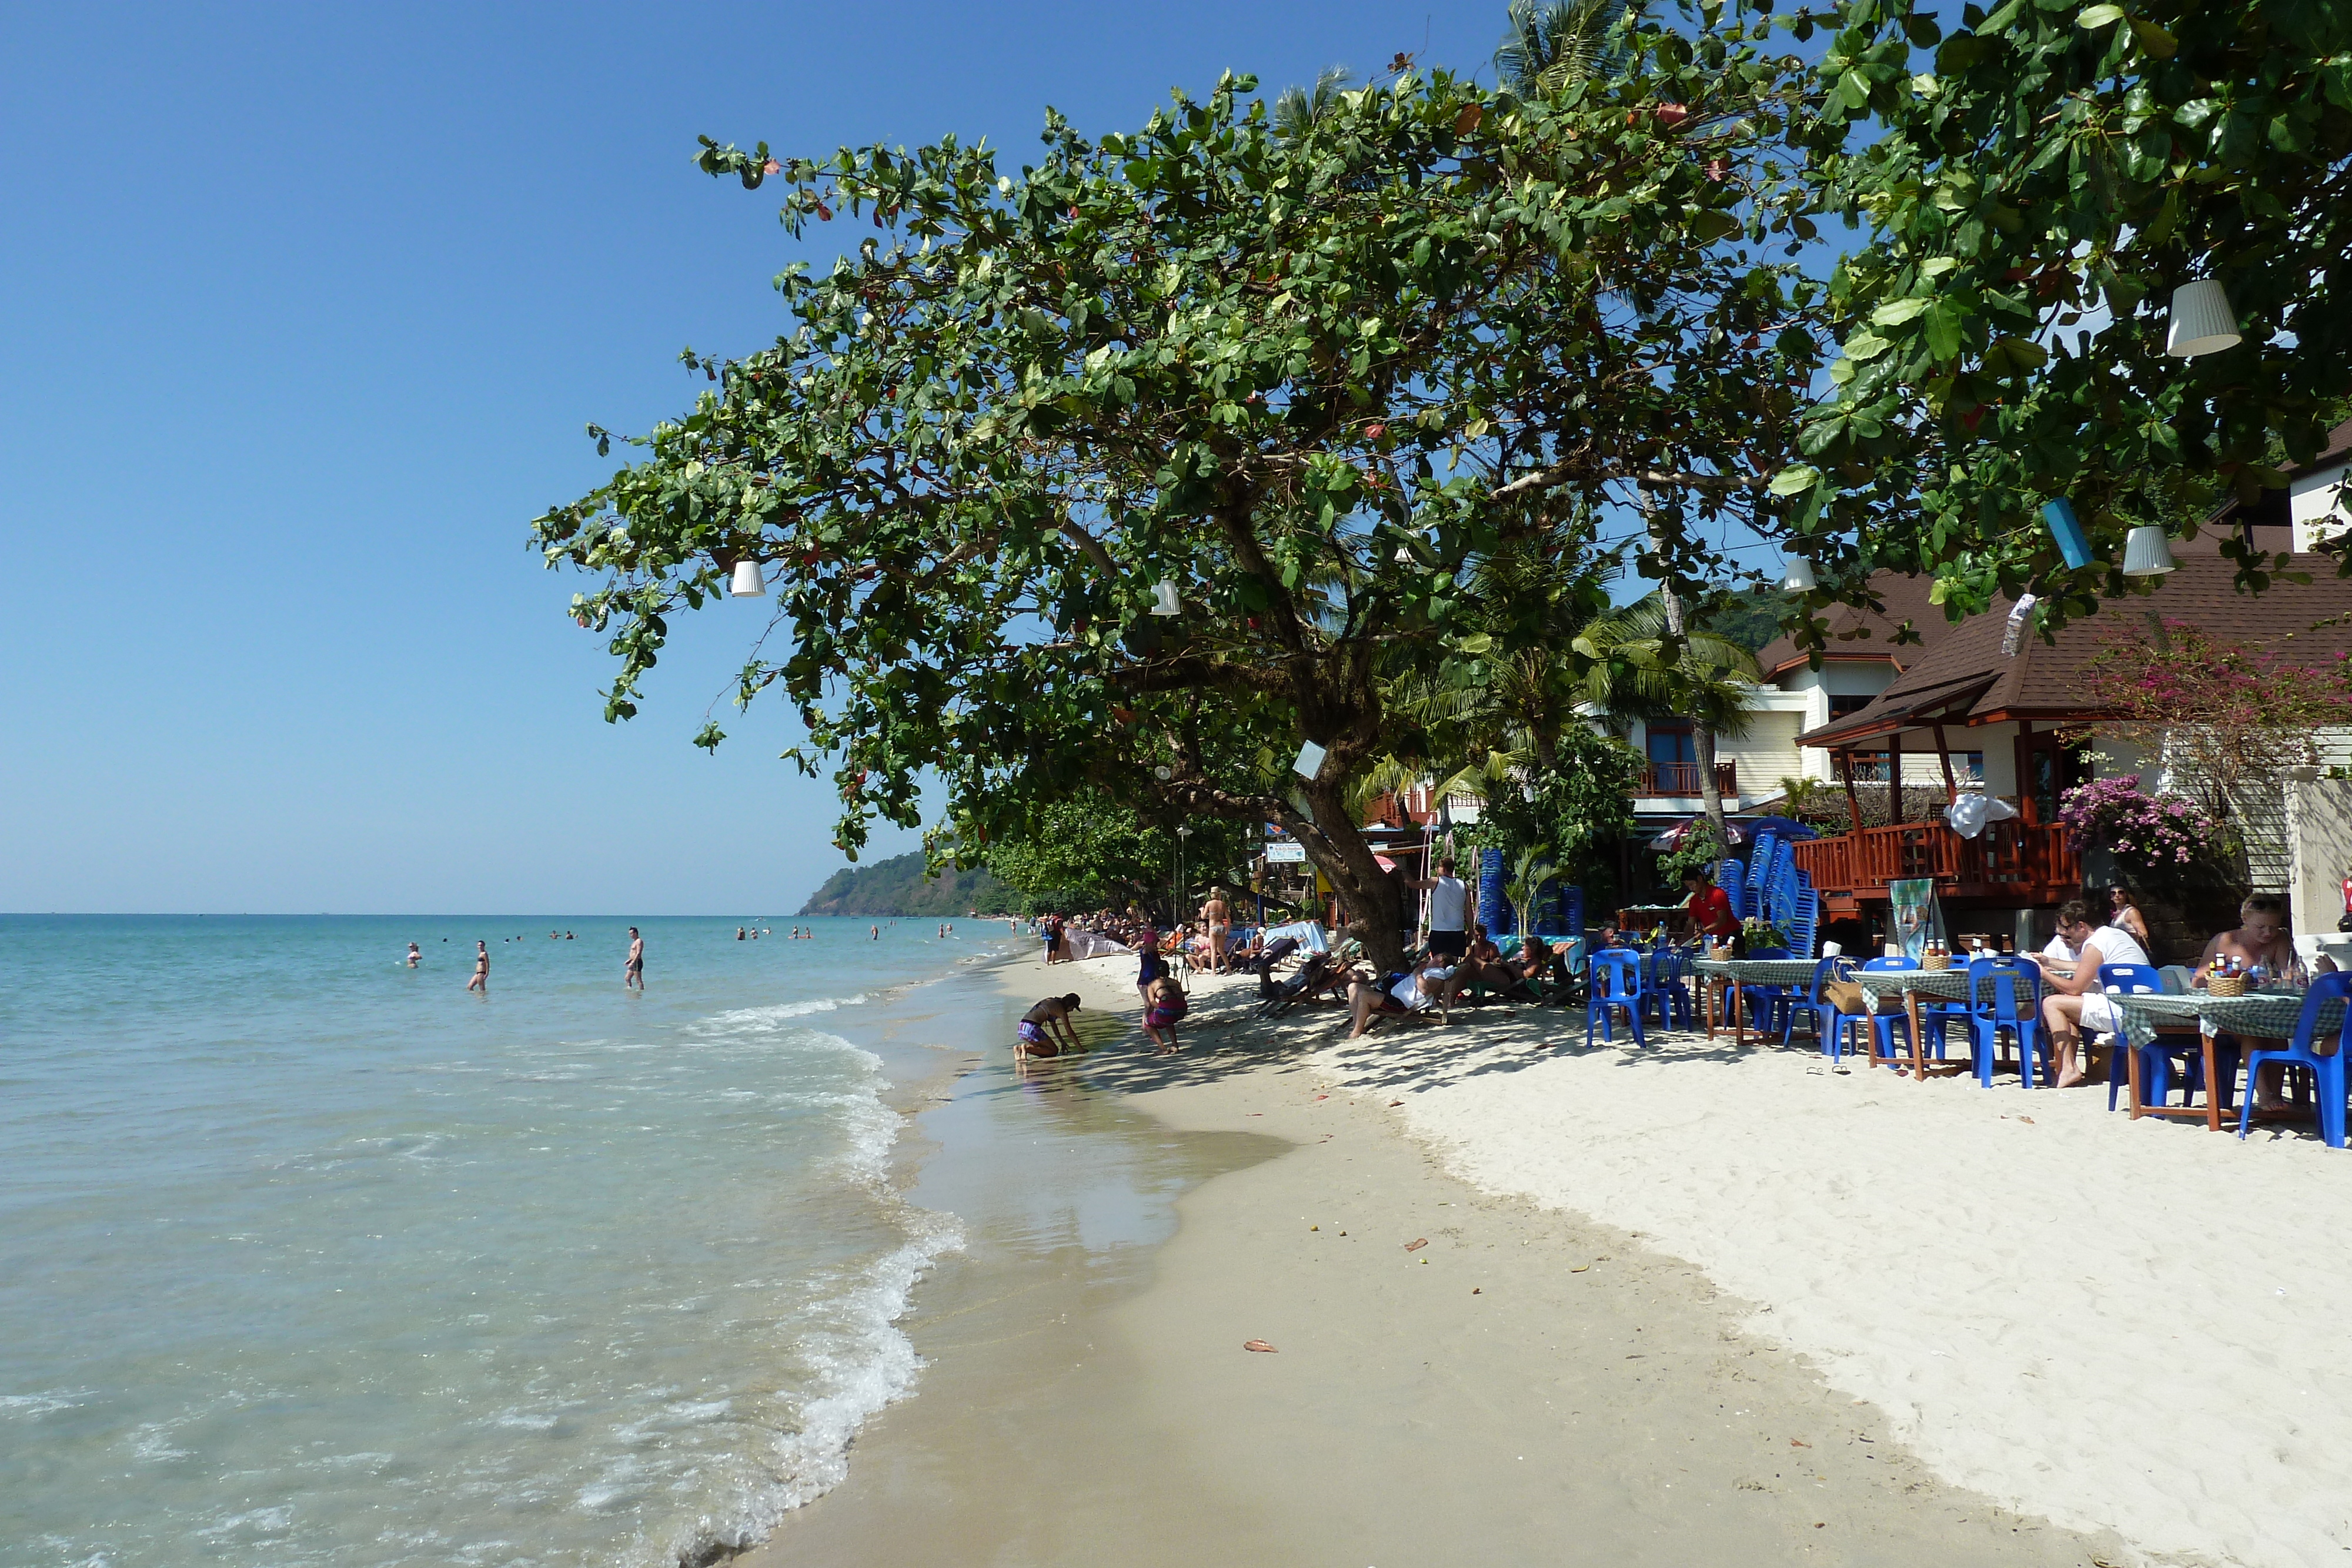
[2207,971,2247,998]
[1921,950,1950,972]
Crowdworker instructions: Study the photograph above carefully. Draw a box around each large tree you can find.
[1782,0,2352,632]
[534,38,1836,968]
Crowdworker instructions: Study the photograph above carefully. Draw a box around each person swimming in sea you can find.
[1016,994,1084,1061]
[405,943,421,968]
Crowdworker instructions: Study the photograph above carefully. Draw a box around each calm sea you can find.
[0,914,1008,1567]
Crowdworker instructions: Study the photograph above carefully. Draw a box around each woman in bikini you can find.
[1141,974,1190,1054]
[1016,994,1084,1061]
[467,942,489,993]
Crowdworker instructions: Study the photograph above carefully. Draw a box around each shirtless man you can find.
[467,941,489,994]
[2198,894,2303,1108]
[1200,887,1232,974]
[1016,994,1085,1060]
[625,927,644,991]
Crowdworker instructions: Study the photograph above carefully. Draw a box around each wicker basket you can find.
[2207,971,2247,998]
[1708,945,1734,962]
[1921,951,1950,972]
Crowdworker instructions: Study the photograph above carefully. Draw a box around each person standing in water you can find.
[625,928,644,991]
[467,942,489,993]
[405,943,421,968]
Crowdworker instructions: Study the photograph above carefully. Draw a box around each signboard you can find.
[1264,841,1308,864]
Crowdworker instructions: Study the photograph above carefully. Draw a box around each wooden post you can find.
[2016,719,2037,826]
[1887,729,1903,824]
[1840,747,1862,832]
[1933,722,1958,803]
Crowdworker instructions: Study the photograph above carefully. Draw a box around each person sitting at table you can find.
[2026,898,2154,1089]
[1682,867,1741,948]
[2196,894,2305,1110]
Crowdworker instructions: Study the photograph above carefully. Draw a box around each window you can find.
[1828,694,1875,719]
[1646,720,1696,767]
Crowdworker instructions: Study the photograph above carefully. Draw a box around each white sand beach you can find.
[1295,978,2352,1567]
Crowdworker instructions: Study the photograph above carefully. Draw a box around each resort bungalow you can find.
[1784,536,2352,947]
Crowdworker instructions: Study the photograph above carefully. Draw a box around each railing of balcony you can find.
[1635,760,1738,797]
[1789,819,2079,898]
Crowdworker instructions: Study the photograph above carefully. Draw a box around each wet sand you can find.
[739,955,2122,1566]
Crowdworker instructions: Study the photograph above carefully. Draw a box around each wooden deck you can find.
[1790,820,2080,912]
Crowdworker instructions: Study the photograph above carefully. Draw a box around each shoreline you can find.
[740,951,2136,1566]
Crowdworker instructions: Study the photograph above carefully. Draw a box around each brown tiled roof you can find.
[1754,571,1954,679]
[1796,554,2352,747]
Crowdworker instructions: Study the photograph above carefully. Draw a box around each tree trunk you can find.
[1693,721,1728,848]
[1644,488,1729,850]
[1284,782,1410,971]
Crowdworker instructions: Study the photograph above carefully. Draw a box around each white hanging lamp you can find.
[2165,279,2241,359]
[729,559,767,597]
[1149,579,1182,616]
[2120,524,2178,577]
[1780,556,1818,593]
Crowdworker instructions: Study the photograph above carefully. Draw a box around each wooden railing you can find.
[1789,819,2079,900]
[1635,760,1738,797]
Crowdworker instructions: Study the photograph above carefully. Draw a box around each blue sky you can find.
[1,1,1505,915]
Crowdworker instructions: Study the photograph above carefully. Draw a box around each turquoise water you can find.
[0,914,1005,1567]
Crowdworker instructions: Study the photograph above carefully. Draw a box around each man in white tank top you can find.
[1406,857,1471,961]
[2027,897,2153,1088]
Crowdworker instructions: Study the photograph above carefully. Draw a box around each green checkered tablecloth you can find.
[2106,988,2341,1049]
[1689,958,1823,988]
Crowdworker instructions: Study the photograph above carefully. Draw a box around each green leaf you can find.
[2076,4,2126,28]
[1842,332,1893,362]
[1870,297,1930,327]
[1768,465,1821,496]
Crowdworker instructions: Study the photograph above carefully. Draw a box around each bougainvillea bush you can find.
[2057,776,2218,877]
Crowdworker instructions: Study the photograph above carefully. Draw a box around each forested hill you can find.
[796,851,1018,917]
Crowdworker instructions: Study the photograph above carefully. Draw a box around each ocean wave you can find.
[0,1390,90,1418]
[657,1203,965,1567]
[696,995,870,1033]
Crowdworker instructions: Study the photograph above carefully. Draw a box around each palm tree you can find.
[1273,67,1353,142]
[1494,0,1645,97]
[1570,594,1761,848]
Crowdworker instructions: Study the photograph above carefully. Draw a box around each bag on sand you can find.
[1821,978,1902,1017]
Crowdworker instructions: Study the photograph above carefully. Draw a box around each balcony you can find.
[1789,819,2080,910]
[1634,760,1738,798]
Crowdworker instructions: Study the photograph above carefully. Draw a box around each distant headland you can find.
[796,851,1019,918]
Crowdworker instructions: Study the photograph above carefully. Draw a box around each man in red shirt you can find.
[1683,867,1740,945]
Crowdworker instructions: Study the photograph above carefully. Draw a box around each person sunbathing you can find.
[1345,954,1458,1038]
[1141,974,1189,1054]
[1017,994,1084,1061]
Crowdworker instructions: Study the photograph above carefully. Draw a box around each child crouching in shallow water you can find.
[1017,994,1084,1061]
[1140,974,1189,1055]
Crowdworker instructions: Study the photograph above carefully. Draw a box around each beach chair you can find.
[1962,957,2047,1089]
[1585,951,1648,1048]
[1855,955,1930,1069]
[2236,972,2352,1147]
[1737,947,1798,1042]
[1257,952,1342,1018]
[1645,945,1695,1030]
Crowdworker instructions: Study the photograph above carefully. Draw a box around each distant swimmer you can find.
[1016,994,1084,1061]
[626,927,644,991]
[550,930,560,940]
[565,931,574,940]
[406,943,421,968]
[737,927,747,941]
[468,942,489,993]
[870,925,879,941]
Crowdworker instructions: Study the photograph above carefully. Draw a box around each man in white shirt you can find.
[1406,856,1471,963]
[2026,898,2153,1088]
[1344,952,1459,1038]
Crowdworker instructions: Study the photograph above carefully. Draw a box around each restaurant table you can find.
[1689,958,1820,1046]
[1852,968,1977,1079]
[2107,988,2344,1130]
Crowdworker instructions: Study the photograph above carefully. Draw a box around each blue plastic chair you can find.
[1780,955,1870,1060]
[2098,964,2200,1112]
[1857,956,1925,1068]
[1586,950,1649,1049]
[1964,957,2047,1088]
[1646,945,1695,1030]
[2237,972,2352,1146]
[1738,946,1797,1041]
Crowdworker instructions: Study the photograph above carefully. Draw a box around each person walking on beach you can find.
[625,928,644,991]
[1140,973,1188,1054]
[1016,994,1084,1061]
[1405,857,1471,964]
[406,943,421,968]
[467,941,489,993]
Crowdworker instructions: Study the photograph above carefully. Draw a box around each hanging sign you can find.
[1264,841,1308,864]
